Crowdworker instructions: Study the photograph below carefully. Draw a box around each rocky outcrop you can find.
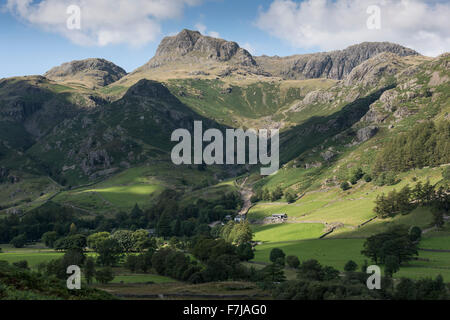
[256,42,418,80]
[142,29,256,69]
[45,58,127,87]
[356,126,378,143]
[344,52,404,86]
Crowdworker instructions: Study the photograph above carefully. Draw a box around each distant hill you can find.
[45,58,127,88]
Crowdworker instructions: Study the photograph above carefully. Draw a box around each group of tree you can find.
[361,225,419,276]
[340,167,373,191]
[374,120,450,174]
[0,259,115,299]
[220,220,253,246]
[374,181,449,220]
[251,186,284,203]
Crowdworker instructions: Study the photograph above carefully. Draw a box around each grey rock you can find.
[45,58,127,86]
[356,126,378,143]
[255,42,418,80]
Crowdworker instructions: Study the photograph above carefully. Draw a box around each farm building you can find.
[234,215,246,222]
[264,213,288,224]
[272,213,288,220]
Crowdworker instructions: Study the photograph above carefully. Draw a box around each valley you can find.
[0,29,449,300]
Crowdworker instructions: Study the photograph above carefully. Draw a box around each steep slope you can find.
[254,52,449,195]
[26,79,223,185]
[120,29,268,84]
[255,42,419,80]
[45,58,127,88]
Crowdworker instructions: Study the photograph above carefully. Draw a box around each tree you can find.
[42,231,59,248]
[111,230,134,253]
[269,248,285,264]
[271,186,284,201]
[84,257,96,285]
[286,255,300,269]
[96,238,122,266]
[131,229,153,252]
[432,206,445,229]
[297,259,324,281]
[62,248,86,267]
[344,260,358,272]
[285,190,297,203]
[236,243,254,261]
[54,234,87,250]
[125,254,138,272]
[322,266,340,281]
[261,263,286,283]
[87,232,110,250]
[69,223,77,235]
[157,212,172,238]
[13,260,29,269]
[395,278,417,300]
[95,267,115,284]
[130,204,143,221]
[220,221,236,243]
[10,234,27,248]
[385,255,400,277]
[362,226,418,265]
[408,226,422,242]
[229,220,253,245]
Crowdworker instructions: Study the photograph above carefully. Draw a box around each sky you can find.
[1,0,449,79]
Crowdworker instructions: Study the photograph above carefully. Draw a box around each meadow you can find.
[252,222,325,243]
[252,236,450,280]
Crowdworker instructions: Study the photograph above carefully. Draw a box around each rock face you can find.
[143,29,256,69]
[45,58,127,87]
[356,126,378,143]
[344,52,404,86]
[255,42,418,80]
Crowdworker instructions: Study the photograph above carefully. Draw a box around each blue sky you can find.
[0,0,302,78]
[1,0,449,78]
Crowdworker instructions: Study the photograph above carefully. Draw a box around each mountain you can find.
[0,29,448,217]
[146,29,256,68]
[121,30,419,85]
[44,58,127,88]
[255,42,419,80]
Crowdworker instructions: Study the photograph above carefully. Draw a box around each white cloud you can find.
[256,0,450,57]
[194,22,207,35]
[208,31,220,38]
[194,22,219,38]
[242,42,256,55]
[5,0,203,47]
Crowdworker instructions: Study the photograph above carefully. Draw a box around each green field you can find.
[252,223,325,243]
[111,274,176,284]
[252,236,450,281]
[0,244,64,267]
[52,162,227,214]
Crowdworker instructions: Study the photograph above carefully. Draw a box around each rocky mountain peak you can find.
[144,29,256,68]
[44,58,127,87]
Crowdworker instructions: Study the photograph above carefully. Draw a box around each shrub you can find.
[408,226,422,242]
[340,182,351,191]
[286,255,300,269]
[12,260,29,269]
[269,248,285,264]
[95,267,115,284]
[344,260,358,272]
[10,234,27,248]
